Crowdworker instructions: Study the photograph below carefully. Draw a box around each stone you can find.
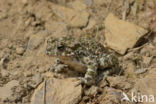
[16,47,25,55]
[27,32,45,50]
[29,73,43,88]
[124,61,136,77]
[0,80,19,101]
[84,18,96,30]
[107,76,132,90]
[85,0,92,6]
[136,69,156,99]
[84,86,100,96]
[21,0,28,5]
[142,56,152,67]
[70,11,89,28]
[49,0,72,5]
[51,4,89,28]
[98,87,122,104]
[1,69,9,77]
[93,0,107,5]
[69,1,87,11]
[45,21,68,37]
[31,78,82,104]
[104,13,148,54]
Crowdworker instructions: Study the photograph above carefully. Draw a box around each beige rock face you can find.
[104,13,148,54]
[98,87,122,104]
[0,80,19,101]
[136,69,156,103]
[16,47,25,55]
[51,3,89,28]
[31,78,82,104]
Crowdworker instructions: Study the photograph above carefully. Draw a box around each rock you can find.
[31,78,82,104]
[98,87,122,104]
[16,47,25,55]
[84,86,100,96]
[70,11,89,28]
[69,1,87,11]
[51,4,89,28]
[28,73,43,88]
[49,0,72,5]
[85,0,92,6]
[151,57,156,68]
[1,69,9,77]
[21,0,28,5]
[98,79,109,88]
[142,56,152,67]
[107,76,132,90]
[0,80,19,101]
[32,73,42,83]
[0,54,9,69]
[27,32,45,50]
[93,0,107,5]
[124,61,136,77]
[146,0,155,8]
[136,69,156,100]
[45,21,68,37]
[104,13,148,54]
[84,18,96,30]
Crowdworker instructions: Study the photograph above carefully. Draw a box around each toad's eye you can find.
[57,45,65,51]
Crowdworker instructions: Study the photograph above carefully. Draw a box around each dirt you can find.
[0,0,156,104]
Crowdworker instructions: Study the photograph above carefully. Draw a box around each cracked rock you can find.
[31,78,82,104]
[104,13,148,54]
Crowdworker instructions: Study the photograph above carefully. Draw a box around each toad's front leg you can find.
[50,58,68,73]
[99,54,120,77]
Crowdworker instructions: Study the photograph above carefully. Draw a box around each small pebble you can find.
[1,69,9,77]
[85,0,92,6]
[16,47,25,55]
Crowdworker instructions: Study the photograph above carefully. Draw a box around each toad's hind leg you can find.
[79,58,98,86]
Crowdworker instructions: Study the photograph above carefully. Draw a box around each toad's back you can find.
[46,35,120,86]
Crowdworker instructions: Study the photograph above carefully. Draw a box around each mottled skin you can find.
[46,35,119,86]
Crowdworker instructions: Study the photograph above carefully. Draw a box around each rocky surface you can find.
[136,69,156,98]
[104,13,148,54]
[0,80,19,102]
[0,0,156,104]
[31,78,82,104]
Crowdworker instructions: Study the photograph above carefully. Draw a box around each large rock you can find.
[0,80,19,101]
[136,69,156,104]
[104,13,148,54]
[107,76,132,90]
[31,78,82,104]
[98,87,122,104]
[51,3,89,28]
